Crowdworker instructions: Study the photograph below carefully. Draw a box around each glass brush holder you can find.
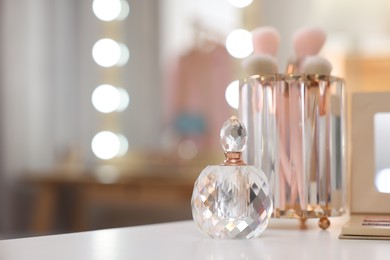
[239,74,346,229]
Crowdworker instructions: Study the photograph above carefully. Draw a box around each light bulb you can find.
[225,29,253,59]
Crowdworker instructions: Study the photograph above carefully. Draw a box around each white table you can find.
[0,216,389,260]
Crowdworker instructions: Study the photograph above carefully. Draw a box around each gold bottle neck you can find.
[222,152,246,166]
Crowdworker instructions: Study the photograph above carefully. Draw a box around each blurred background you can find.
[1,0,390,238]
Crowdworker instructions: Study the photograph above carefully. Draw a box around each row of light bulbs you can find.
[91,0,130,160]
[225,0,254,110]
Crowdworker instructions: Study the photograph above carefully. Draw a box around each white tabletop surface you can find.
[0,216,389,260]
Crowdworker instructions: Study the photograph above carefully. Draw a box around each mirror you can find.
[374,113,390,193]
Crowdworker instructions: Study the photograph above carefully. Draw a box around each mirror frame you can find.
[351,92,390,213]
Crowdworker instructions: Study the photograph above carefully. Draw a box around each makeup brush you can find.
[252,26,292,210]
[243,27,290,212]
[305,59,337,231]
[241,53,278,179]
[293,28,326,60]
[248,26,293,212]
[302,56,333,213]
[302,55,332,116]
[245,25,280,74]
[242,53,278,76]
[286,27,326,73]
[241,49,278,196]
[301,56,332,75]
[252,26,280,56]
[287,28,327,213]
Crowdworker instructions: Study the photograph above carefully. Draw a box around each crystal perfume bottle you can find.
[191,116,273,239]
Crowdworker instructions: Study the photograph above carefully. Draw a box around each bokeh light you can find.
[92,0,130,21]
[177,139,198,160]
[225,80,239,109]
[92,131,128,160]
[92,38,129,67]
[92,85,129,113]
[116,87,130,112]
[225,29,253,59]
[116,133,129,156]
[92,84,120,113]
[117,0,130,20]
[375,168,390,193]
[117,43,130,66]
[228,0,253,8]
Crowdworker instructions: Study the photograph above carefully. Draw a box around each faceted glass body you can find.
[239,74,346,219]
[191,165,273,239]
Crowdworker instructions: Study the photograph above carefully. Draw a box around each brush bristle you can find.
[292,27,326,58]
[242,54,278,76]
[252,26,280,56]
[301,56,332,75]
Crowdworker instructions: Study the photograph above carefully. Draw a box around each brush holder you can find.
[239,74,346,229]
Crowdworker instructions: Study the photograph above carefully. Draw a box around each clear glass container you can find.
[191,116,273,239]
[239,74,346,229]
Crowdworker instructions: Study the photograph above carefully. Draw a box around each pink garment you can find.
[164,43,235,149]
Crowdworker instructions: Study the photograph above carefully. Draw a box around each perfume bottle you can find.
[191,116,273,239]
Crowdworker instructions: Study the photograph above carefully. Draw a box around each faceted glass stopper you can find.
[220,116,247,152]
